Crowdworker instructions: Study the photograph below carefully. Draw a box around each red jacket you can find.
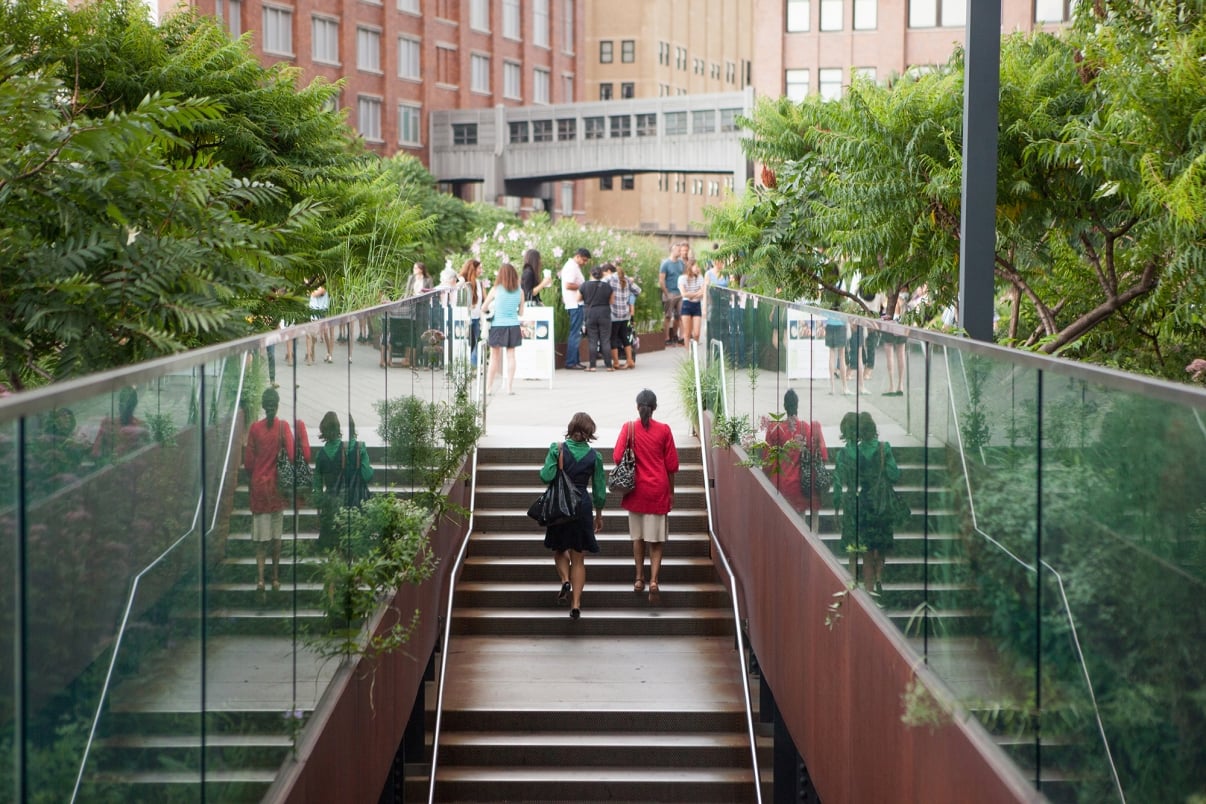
[245,417,294,513]
[614,418,679,515]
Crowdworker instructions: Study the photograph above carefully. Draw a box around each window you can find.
[786,68,810,101]
[620,82,634,99]
[854,0,876,29]
[398,0,419,12]
[398,36,421,80]
[664,111,687,135]
[621,175,634,191]
[534,68,550,103]
[1035,0,1073,23]
[599,83,613,101]
[675,46,687,70]
[561,73,574,102]
[532,119,553,142]
[584,116,605,140]
[659,83,669,96]
[557,118,576,140]
[433,0,457,21]
[312,16,338,64]
[452,123,477,145]
[693,110,716,134]
[725,61,736,84]
[609,115,631,138]
[820,0,842,31]
[503,0,520,39]
[398,104,421,145]
[719,108,740,131]
[658,173,668,192]
[693,58,704,75]
[711,63,721,80]
[621,40,634,63]
[436,44,458,86]
[504,61,521,99]
[357,96,382,141]
[636,113,657,136]
[357,27,381,72]
[471,53,490,93]
[509,121,529,144]
[600,176,614,191]
[560,181,573,216]
[909,0,964,27]
[263,6,293,55]
[532,0,549,46]
[819,68,843,100]
[852,66,877,83]
[675,173,686,193]
[225,0,243,36]
[600,40,613,63]
[562,0,574,53]
[692,179,703,195]
[787,0,810,31]
[469,0,488,31]
[658,41,670,66]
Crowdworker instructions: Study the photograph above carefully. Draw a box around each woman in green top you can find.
[539,411,607,620]
[833,411,901,593]
[312,411,374,552]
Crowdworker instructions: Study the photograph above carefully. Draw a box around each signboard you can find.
[465,305,555,387]
[786,308,830,380]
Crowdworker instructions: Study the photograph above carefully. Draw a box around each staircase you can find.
[412,442,768,802]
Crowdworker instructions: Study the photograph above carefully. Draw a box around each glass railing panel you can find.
[0,417,15,802]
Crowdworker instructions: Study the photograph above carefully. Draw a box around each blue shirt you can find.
[659,258,684,295]
[492,286,522,327]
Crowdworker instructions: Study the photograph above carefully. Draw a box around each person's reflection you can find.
[91,386,149,461]
[761,389,829,533]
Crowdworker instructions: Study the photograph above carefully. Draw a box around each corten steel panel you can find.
[270,470,473,804]
[704,424,1040,804]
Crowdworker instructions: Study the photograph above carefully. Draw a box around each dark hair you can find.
[414,262,429,277]
[319,411,341,443]
[261,387,280,418]
[589,265,603,279]
[498,262,520,291]
[523,249,541,273]
[839,411,859,444]
[348,415,357,442]
[783,389,799,417]
[575,247,591,259]
[636,389,658,428]
[857,411,878,442]
[565,411,597,442]
[118,386,139,425]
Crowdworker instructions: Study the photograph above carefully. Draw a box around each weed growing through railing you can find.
[283,708,306,756]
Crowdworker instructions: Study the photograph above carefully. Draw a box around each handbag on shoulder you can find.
[608,421,637,493]
[527,443,582,527]
[276,422,310,497]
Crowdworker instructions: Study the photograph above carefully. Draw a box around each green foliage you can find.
[676,355,723,436]
[374,394,482,513]
[710,412,753,450]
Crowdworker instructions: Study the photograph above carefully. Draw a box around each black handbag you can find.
[608,420,637,493]
[527,443,582,527]
[868,443,910,527]
[276,422,311,497]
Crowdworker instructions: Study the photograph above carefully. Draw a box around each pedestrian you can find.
[521,248,553,304]
[482,262,525,395]
[243,388,294,592]
[761,389,828,533]
[305,277,334,365]
[616,389,679,602]
[458,259,486,366]
[579,264,614,370]
[658,242,687,346]
[560,247,590,369]
[823,307,849,395]
[312,411,374,553]
[677,258,706,346]
[540,411,606,620]
[833,411,901,593]
[607,264,638,369]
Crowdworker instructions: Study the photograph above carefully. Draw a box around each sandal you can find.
[633,579,645,593]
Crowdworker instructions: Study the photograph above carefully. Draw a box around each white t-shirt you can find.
[561,258,585,309]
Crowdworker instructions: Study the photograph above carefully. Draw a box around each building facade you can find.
[582,0,754,237]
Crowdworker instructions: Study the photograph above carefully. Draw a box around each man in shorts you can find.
[658,242,687,346]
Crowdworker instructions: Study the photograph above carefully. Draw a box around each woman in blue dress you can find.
[539,412,607,620]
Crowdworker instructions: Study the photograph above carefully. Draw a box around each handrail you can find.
[690,340,763,804]
[70,359,241,802]
[426,445,480,804]
[943,347,1126,803]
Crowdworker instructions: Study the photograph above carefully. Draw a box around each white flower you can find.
[495,221,505,232]
[552,246,564,259]
[507,230,520,241]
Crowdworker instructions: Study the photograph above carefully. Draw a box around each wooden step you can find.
[450,606,735,637]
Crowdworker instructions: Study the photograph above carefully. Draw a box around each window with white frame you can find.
[1035,0,1073,22]
[226,0,243,36]
[852,66,877,83]
[819,68,843,100]
[534,68,550,103]
[599,176,613,191]
[692,179,703,195]
[557,118,576,140]
[719,108,740,131]
[452,123,477,145]
[621,40,634,63]
[786,68,809,101]
[787,0,810,31]
[469,0,488,31]
[503,0,520,40]
[357,27,381,72]
[562,73,574,102]
[533,0,549,47]
[358,96,382,141]
[398,36,421,79]
[312,16,338,64]
[621,175,634,191]
[584,117,605,140]
[620,82,633,99]
[600,41,613,63]
[636,113,657,136]
[504,61,521,99]
[820,0,842,31]
[675,46,686,70]
[509,121,529,144]
[909,0,964,27]
[675,174,686,193]
[263,6,293,55]
[658,41,670,65]
[562,0,574,53]
[664,111,687,135]
[609,115,631,138]
[398,104,421,145]
[853,0,876,29]
[471,53,490,93]
[599,83,613,101]
[692,110,715,134]
[532,119,553,142]
[397,0,419,12]
[709,180,719,196]
[725,61,735,83]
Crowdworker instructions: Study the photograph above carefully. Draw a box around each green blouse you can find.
[539,438,607,510]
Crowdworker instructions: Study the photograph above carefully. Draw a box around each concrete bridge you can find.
[428,88,754,201]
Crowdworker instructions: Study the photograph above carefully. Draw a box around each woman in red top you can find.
[614,389,679,600]
[762,389,829,532]
[243,387,295,592]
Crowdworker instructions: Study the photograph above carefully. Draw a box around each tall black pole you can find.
[958,0,1001,342]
